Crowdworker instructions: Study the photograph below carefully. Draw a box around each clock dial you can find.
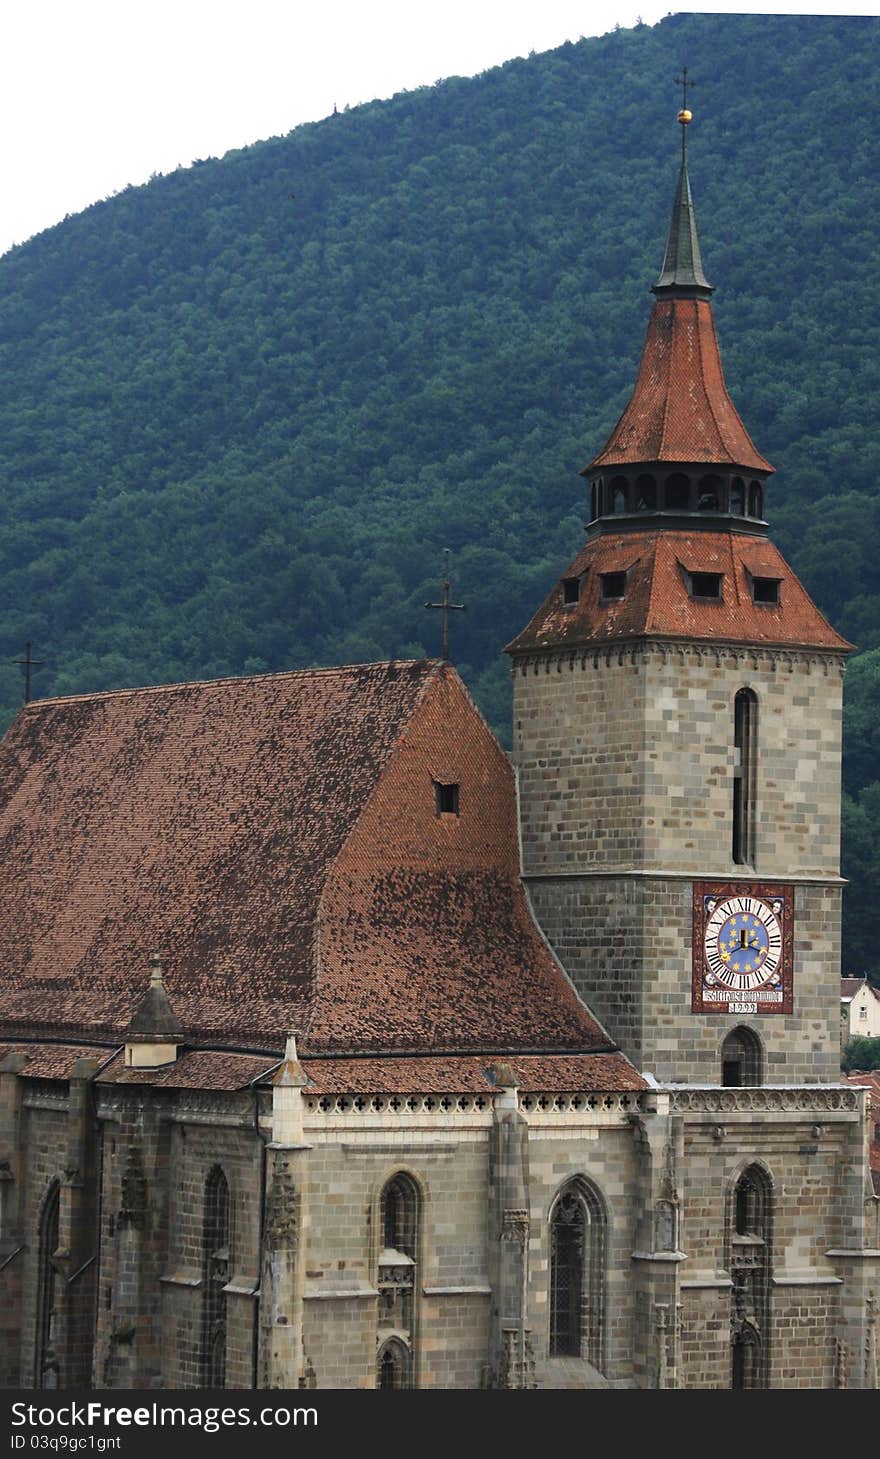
[704,895,783,992]
[692,882,793,1015]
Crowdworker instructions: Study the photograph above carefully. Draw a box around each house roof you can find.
[507,529,852,656]
[0,660,610,1059]
[841,976,869,1001]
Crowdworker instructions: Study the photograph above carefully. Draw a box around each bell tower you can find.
[507,107,851,1085]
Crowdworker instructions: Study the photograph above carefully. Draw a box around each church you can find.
[0,108,877,1391]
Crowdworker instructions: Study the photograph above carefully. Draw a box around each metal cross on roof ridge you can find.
[11,640,45,704]
[424,549,465,662]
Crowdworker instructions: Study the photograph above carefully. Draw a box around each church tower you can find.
[507,107,851,1085]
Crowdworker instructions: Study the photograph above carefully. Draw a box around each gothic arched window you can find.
[377,1338,410,1389]
[732,689,758,865]
[548,1178,606,1369]
[722,1026,764,1087]
[748,481,763,518]
[729,1164,772,1389]
[377,1173,420,1384]
[202,1166,230,1388]
[730,477,745,514]
[36,1181,61,1388]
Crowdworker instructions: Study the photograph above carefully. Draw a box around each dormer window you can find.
[562,574,584,607]
[600,571,627,602]
[751,576,781,606]
[685,571,723,601]
[434,782,459,816]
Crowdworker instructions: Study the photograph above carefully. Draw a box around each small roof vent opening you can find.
[751,576,781,606]
[562,575,583,607]
[686,570,723,601]
[600,571,627,603]
[434,781,460,816]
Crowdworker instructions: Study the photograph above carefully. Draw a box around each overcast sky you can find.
[1,2,876,257]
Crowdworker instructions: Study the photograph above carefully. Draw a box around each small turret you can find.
[123,952,183,1068]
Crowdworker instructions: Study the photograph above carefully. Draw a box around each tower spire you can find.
[653,82,713,298]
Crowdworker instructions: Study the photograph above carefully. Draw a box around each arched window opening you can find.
[548,1178,606,1369]
[634,474,657,512]
[730,477,745,514]
[665,473,690,511]
[733,689,757,866]
[729,1165,772,1390]
[698,474,723,511]
[610,477,628,514]
[377,1173,420,1377]
[590,483,598,522]
[377,1339,410,1390]
[36,1182,61,1388]
[732,1324,761,1390]
[722,1027,763,1088]
[202,1167,230,1388]
[748,481,762,517]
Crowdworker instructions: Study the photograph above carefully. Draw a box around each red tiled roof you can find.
[294,1053,645,1093]
[0,1042,111,1079]
[0,661,608,1058]
[507,530,852,655]
[841,976,869,1000]
[99,1049,278,1090]
[586,297,773,473]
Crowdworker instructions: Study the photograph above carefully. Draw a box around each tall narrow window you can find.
[202,1167,230,1388]
[36,1182,61,1388]
[548,1178,606,1369]
[377,1173,420,1387]
[729,1165,772,1389]
[732,689,757,865]
[721,1026,764,1087]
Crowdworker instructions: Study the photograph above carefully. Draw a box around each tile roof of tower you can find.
[585,297,773,473]
[507,530,852,656]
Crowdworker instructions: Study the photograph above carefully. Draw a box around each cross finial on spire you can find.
[674,65,695,113]
[425,549,465,662]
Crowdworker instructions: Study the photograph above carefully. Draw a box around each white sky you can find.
[1,2,876,256]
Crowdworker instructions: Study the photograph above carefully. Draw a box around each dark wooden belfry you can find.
[424,549,465,662]
[12,642,45,705]
[581,94,774,538]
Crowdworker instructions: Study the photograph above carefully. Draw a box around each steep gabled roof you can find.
[507,530,852,656]
[0,660,609,1057]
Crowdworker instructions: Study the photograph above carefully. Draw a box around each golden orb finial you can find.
[678,108,692,125]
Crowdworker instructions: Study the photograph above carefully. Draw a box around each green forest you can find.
[0,11,878,978]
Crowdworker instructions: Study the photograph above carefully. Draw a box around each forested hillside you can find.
[1,11,878,975]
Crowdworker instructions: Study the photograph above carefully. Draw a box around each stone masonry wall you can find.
[513,644,846,1083]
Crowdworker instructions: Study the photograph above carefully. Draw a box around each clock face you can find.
[692,882,793,1015]
[703,896,783,993]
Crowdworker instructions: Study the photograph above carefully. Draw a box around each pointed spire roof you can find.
[653,118,713,297]
[124,952,184,1041]
[585,106,772,478]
